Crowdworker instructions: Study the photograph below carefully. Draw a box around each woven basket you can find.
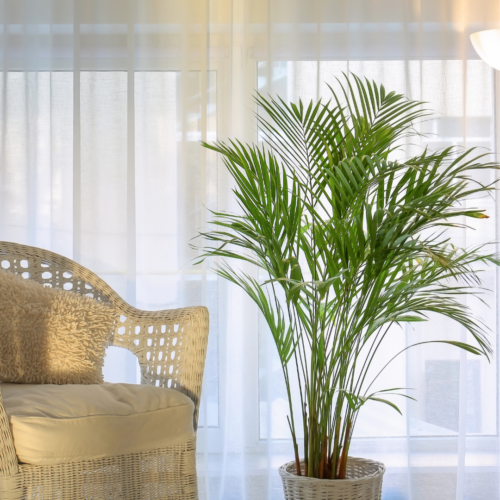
[279,457,385,500]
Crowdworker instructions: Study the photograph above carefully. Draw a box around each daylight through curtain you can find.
[1,1,500,499]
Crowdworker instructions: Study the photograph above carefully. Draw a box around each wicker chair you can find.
[0,241,209,500]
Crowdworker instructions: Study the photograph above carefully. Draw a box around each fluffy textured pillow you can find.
[0,270,116,384]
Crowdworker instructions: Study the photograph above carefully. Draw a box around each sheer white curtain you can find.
[1,1,499,499]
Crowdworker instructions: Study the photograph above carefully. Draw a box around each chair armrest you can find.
[110,304,209,429]
[0,391,18,475]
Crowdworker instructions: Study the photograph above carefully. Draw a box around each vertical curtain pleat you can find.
[72,0,80,261]
[126,0,136,307]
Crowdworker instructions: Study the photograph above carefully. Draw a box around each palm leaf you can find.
[195,73,500,480]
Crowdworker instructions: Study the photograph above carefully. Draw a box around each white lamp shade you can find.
[470,29,500,70]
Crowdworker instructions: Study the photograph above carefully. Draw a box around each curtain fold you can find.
[1,1,499,499]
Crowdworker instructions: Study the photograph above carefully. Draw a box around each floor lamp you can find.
[471,29,500,69]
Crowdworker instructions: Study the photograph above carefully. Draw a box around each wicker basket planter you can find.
[279,457,385,500]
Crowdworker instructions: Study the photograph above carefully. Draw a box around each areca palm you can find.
[195,74,499,480]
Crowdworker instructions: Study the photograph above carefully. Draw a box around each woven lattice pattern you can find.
[17,438,197,500]
[0,241,209,499]
[279,458,385,500]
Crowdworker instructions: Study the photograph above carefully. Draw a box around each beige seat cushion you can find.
[0,270,116,385]
[1,382,195,466]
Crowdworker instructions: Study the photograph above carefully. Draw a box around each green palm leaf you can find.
[194,73,499,480]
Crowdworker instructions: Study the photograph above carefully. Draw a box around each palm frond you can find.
[195,73,500,480]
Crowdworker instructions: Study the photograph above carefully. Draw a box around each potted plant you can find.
[195,74,498,499]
